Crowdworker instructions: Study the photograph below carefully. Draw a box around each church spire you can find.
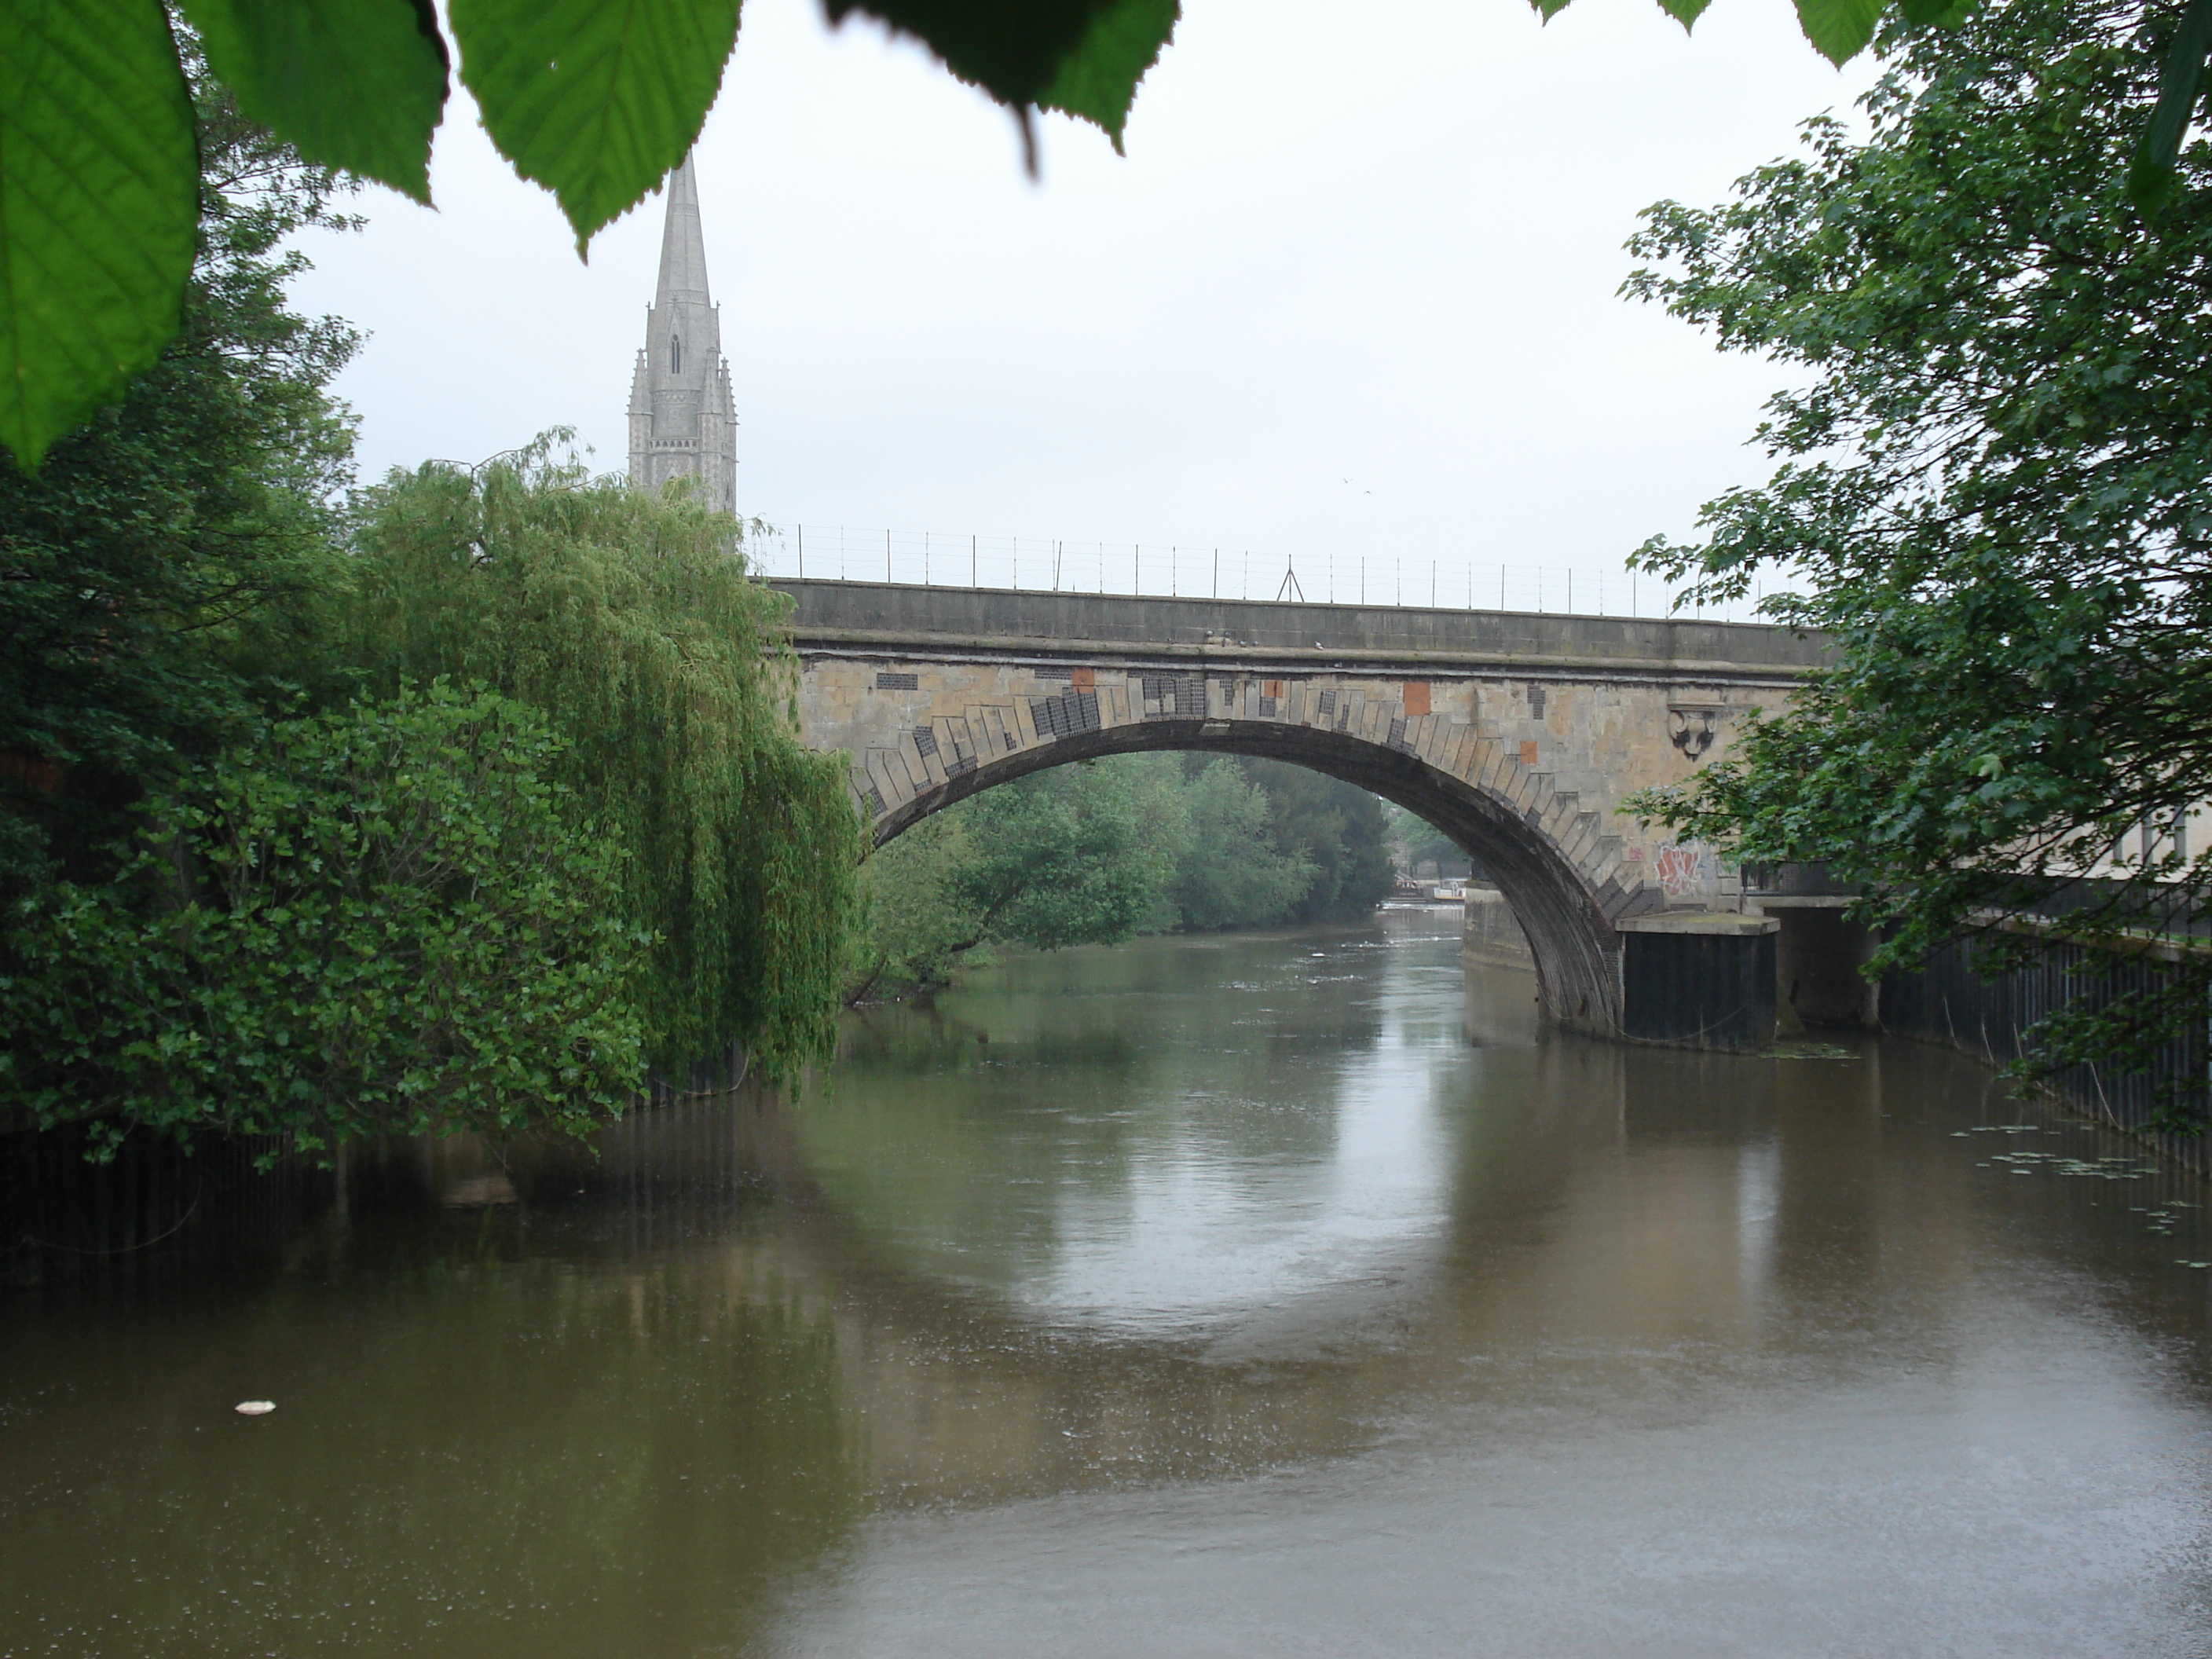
[654,153,712,313]
[628,151,737,514]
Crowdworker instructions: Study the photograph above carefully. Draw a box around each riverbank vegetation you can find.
[342,454,862,1086]
[1383,801,1474,880]
[5,688,647,1159]
[1626,0,2212,1128]
[851,756,1393,1000]
[0,74,859,1155]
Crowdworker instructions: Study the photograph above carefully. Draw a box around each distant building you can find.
[627,153,737,514]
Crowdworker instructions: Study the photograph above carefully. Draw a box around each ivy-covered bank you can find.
[0,71,861,1159]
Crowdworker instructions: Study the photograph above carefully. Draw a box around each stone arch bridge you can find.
[778,580,1823,1049]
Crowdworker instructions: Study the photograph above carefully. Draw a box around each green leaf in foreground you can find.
[0,0,198,469]
[178,0,449,203]
[2127,0,2212,208]
[1038,0,1178,149]
[1652,0,1716,31]
[451,0,738,251]
[832,0,1152,114]
[1793,0,1886,64]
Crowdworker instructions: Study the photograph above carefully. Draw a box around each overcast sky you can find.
[289,0,1873,612]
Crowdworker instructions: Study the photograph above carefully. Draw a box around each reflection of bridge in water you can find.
[405,988,1655,1508]
[399,950,2034,1527]
[779,579,1825,1049]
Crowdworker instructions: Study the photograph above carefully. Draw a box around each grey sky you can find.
[291,0,1873,611]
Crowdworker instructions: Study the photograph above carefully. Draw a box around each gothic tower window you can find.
[670,334,682,374]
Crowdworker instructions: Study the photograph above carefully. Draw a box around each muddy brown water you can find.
[5,907,2211,1657]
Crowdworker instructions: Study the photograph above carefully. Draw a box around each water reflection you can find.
[4,909,2211,1657]
[800,926,1456,1337]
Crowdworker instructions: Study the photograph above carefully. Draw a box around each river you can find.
[5,907,2211,1656]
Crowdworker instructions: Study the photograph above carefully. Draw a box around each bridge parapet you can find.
[778,579,1820,1048]
[775,579,1825,676]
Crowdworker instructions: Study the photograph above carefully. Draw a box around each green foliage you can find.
[1382,799,1470,879]
[0,0,1192,465]
[851,809,994,998]
[950,756,1185,950]
[343,447,865,1087]
[1035,0,1179,149]
[0,0,199,466]
[0,686,646,1156]
[1623,0,2212,1126]
[855,753,1376,998]
[1237,758,1395,922]
[1170,758,1316,931]
[179,0,449,203]
[855,756,1181,998]
[2130,0,2212,206]
[0,79,859,1156]
[450,0,739,253]
[1793,0,1890,63]
[0,67,360,895]
[822,0,1172,147]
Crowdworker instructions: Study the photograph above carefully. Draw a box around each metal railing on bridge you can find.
[742,525,1778,625]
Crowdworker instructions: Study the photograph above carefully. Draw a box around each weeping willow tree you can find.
[342,445,864,1089]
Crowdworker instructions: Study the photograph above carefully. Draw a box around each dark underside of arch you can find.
[870,718,1623,1035]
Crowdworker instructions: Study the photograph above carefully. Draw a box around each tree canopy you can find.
[1624,0,2212,1125]
[0,64,863,1158]
[1241,758,1397,922]
[1,687,648,1155]
[344,445,866,1089]
[853,753,1383,998]
[22,0,2200,472]
[0,63,359,899]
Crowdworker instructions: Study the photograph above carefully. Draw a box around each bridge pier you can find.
[775,578,1820,1053]
[1461,898,1781,1049]
[1617,914,1779,1050]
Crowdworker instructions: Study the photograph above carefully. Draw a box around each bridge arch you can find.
[870,716,1623,1033]
[778,577,1819,1046]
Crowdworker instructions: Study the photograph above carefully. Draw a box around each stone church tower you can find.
[627,153,737,513]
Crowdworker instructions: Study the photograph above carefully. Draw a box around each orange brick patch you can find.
[1401,682,1430,716]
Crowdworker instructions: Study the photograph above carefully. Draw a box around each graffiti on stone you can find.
[1654,843,1713,899]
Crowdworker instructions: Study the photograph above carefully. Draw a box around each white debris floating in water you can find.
[234,1401,276,1416]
